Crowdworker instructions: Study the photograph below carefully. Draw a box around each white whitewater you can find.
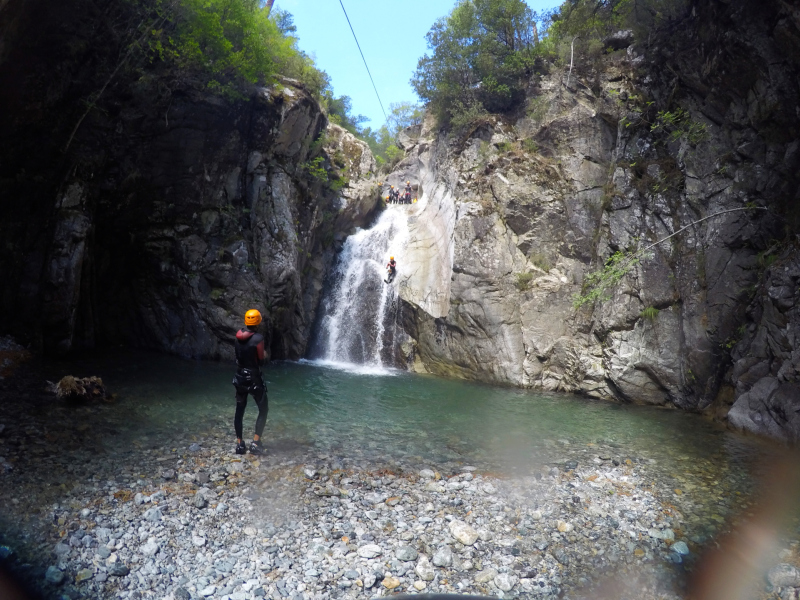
[314,207,410,369]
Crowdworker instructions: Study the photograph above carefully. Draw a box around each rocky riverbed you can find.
[1,363,799,600]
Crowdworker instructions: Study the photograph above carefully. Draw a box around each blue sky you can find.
[275,0,559,129]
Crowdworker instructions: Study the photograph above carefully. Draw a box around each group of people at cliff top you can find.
[382,181,416,205]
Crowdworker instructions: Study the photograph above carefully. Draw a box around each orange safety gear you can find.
[244,309,262,327]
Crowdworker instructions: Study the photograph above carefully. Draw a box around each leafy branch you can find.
[574,206,769,309]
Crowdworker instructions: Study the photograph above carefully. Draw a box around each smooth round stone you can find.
[413,580,427,591]
[108,564,129,577]
[143,507,162,522]
[357,544,382,559]
[449,520,479,545]
[192,536,207,547]
[140,539,160,557]
[96,546,111,559]
[419,469,435,480]
[671,541,690,555]
[495,572,517,592]
[45,566,64,585]
[362,573,377,588]
[475,569,497,584]
[396,546,418,562]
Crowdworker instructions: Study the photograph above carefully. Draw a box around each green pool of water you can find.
[41,352,797,541]
[45,353,762,467]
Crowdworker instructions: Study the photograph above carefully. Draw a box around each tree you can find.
[411,0,542,126]
[386,101,424,135]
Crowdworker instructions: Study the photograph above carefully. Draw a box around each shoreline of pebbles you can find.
[4,434,697,600]
[0,364,798,600]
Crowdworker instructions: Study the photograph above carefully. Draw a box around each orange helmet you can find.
[390,256,394,260]
[244,309,262,327]
[406,180,410,184]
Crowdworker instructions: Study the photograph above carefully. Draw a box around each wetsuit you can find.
[386,259,397,282]
[404,185,412,203]
[232,328,268,440]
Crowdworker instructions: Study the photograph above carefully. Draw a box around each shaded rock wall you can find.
[388,0,800,440]
[0,0,380,360]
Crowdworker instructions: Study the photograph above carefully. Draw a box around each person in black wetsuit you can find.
[232,309,268,455]
[385,256,397,283]
[404,181,413,204]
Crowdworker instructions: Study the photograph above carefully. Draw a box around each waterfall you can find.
[312,208,409,369]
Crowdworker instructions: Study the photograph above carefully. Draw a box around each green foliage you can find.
[641,306,659,321]
[135,0,331,100]
[522,138,539,153]
[323,94,369,136]
[411,0,546,127]
[573,249,643,309]
[386,101,425,134]
[449,98,490,133]
[549,0,689,49]
[496,141,513,153]
[515,272,534,291]
[359,102,424,169]
[526,96,548,122]
[529,251,551,272]
[301,156,328,183]
[650,109,708,145]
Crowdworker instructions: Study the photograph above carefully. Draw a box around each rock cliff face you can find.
[0,0,380,360]
[386,0,800,440]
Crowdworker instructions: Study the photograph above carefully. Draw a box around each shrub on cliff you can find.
[146,0,326,97]
[411,0,546,127]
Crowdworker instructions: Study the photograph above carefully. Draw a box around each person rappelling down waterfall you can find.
[232,309,268,455]
[385,256,397,284]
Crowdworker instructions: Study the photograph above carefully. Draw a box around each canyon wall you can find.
[388,0,800,440]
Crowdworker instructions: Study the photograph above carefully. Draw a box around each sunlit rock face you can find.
[382,0,800,439]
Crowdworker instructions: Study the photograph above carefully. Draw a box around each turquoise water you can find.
[40,351,793,540]
[45,352,769,476]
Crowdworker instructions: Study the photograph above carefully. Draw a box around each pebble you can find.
[45,566,64,585]
[768,564,800,588]
[75,568,93,583]
[362,572,377,588]
[449,519,479,545]
[357,544,382,558]
[495,571,517,592]
[108,563,129,577]
[475,568,497,583]
[415,556,435,581]
[396,545,418,561]
[671,541,690,555]
[0,400,789,600]
[432,545,453,567]
[140,538,159,557]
